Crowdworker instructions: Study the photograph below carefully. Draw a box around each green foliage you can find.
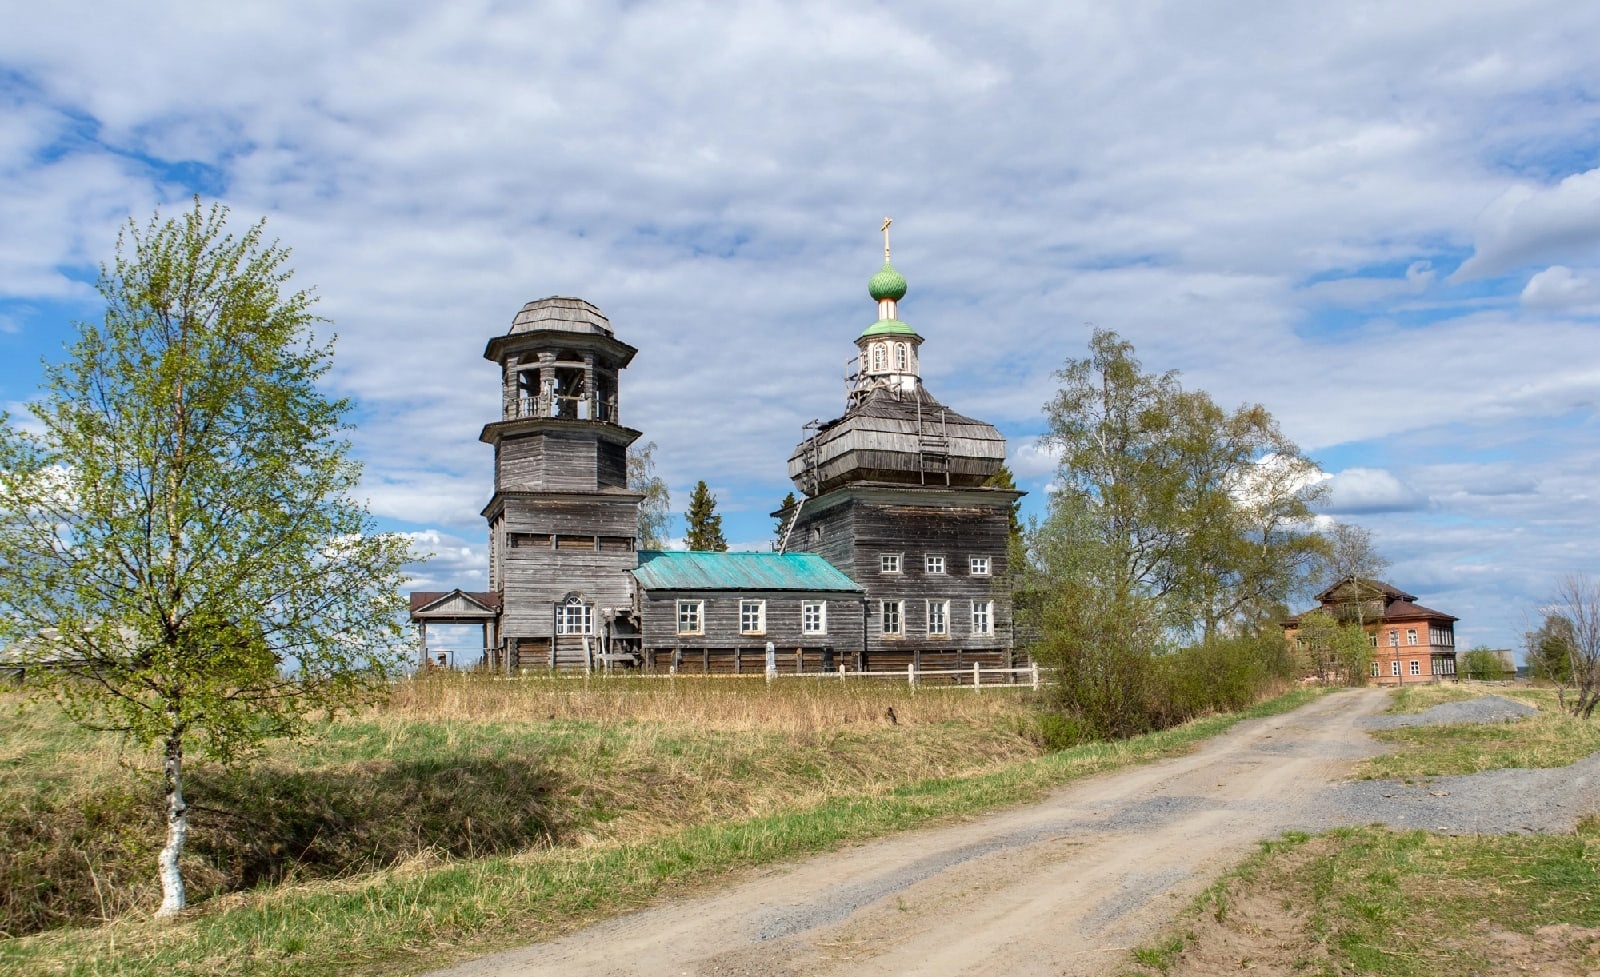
[0,199,413,913]
[1459,645,1509,681]
[1293,609,1373,685]
[1033,328,1325,642]
[684,479,727,551]
[1528,612,1576,684]
[627,441,673,548]
[1022,329,1319,738]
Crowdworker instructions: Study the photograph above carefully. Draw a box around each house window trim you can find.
[880,553,902,574]
[971,600,993,636]
[927,599,948,637]
[1409,659,1421,676]
[557,600,594,636]
[1406,628,1418,646]
[925,554,946,575]
[802,600,827,636]
[1391,660,1401,677]
[739,599,766,636]
[676,599,704,636]
[881,600,904,637]
[969,556,991,576]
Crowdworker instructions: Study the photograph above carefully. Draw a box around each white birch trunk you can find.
[155,734,187,918]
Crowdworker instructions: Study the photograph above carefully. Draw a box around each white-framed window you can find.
[676,599,703,635]
[802,600,827,635]
[1409,659,1421,676]
[872,343,886,372]
[971,600,993,636]
[1370,661,1380,677]
[1391,660,1401,677]
[1406,628,1418,646]
[740,599,766,635]
[970,556,991,576]
[895,343,908,371]
[880,553,902,574]
[925,554,945,574]
[1388,630,1400,647]
[927,600,948,636]
[558,596,592,635]
[881,600,903,636]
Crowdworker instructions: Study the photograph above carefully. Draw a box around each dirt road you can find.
[434,688,1393,977]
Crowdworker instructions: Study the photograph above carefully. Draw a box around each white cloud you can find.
[1521,265,1600,311]
[4,1,1600,653]
[1319,468,1428,515]
[1301,261,1435,307]
[1006,438,1059,481]
[1455,167,1600,281]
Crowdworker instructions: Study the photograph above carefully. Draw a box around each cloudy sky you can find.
[3,1,1597,655]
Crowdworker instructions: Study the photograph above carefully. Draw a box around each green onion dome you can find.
[868,261,908,301]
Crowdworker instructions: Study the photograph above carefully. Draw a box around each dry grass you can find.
[382,670,1035,730]
[0,675,1044,936]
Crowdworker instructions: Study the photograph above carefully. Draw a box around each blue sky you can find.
[3,2,1598,656]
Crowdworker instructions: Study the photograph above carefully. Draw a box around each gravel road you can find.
[428,688,1600,977]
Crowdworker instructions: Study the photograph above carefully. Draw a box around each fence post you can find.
[973,662,981,690]
[765,641,777,685]
[908,661,917,690]
[838,663,846,682]
[1031,661,1040,691]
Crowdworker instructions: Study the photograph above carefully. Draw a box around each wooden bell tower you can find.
[480,297,644,670]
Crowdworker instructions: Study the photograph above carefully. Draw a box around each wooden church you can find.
[411,229,1022,674]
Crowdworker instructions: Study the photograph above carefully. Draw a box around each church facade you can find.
[411,238,1023,674]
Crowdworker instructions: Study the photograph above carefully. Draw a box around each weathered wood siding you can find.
[496,496,638,638]
[788,486,1017,663]
[636,590,865,670]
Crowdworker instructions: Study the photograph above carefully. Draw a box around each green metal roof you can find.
[857,317,918,338]
[632,551,863,592]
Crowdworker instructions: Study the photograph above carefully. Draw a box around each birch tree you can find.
[627,441,672,548]
[0,200,413,917]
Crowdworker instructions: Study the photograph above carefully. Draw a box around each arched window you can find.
[895,343,908,371]
[871,343,885,372]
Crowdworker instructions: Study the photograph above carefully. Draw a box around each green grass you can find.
[1358,687,1600,780]
[1129,824,1600,977]
[0,686,1322,977]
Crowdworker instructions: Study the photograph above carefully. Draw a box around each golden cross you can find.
[881,217,893,261]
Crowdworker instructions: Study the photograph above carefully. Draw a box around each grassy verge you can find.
[0,682,1320,977]
[1127,823,1600,977]
[1358,686,1600,780]
[1128,685,1600,976]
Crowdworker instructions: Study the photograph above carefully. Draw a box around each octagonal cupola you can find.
[853,218,923,402]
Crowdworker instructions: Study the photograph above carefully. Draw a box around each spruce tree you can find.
[685,480,728,551]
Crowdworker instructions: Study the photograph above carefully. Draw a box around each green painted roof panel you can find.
[632,551,863,592]
[857,318,918,338]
